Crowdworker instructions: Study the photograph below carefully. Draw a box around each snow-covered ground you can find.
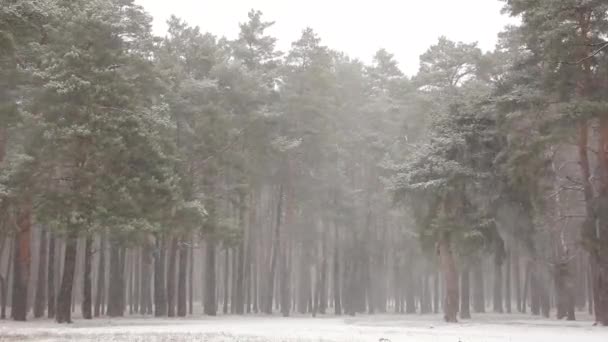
[0,313,606,342]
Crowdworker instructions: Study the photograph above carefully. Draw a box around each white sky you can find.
[134,0,516,75]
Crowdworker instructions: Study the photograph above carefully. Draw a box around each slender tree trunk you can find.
[494,251,504,313]
[1,239,13,319]
[203,237,216,316]
[438,233,458,322]
[128,250,133,315]
[11,204,32,321]
[81,236,93,319]
[223,249,230,314]
[252,245,258,313]
[177,238,187,317]
[588,262,594,315]
[47,235,56,318]
[555,259,576,320]
[154,235,167,317]
[133,248,140,314]
[513,251,522,313]
[522,261,529,313]
[167,237,178,317]
[236,205,245,315]
[94,233,106,317]
[540,282,550,318]
[56,233,77,323]
[576,255,587,311]
[264,184,283,314]
[405,268,416,314]
[280,240,291,317]
[433,272,439,314]
[120,246,127,313]
[319,229,327,314]
[593,116,608,325]
[298,247,309,314]
[0,126,6,163]
[394,263,402,314]
[140,241,153,315]
[460,266,471,319]
[505,249,511,314]
[333,221,341,315]
[231,246,238,314]
[188,237,194,315]
[529,262,540,315]
[107,241,123,317]
[421,273,431,314]
[473,260,485,313]
[34,228,47,318]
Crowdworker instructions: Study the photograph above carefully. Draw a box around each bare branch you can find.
[567,42,608,64]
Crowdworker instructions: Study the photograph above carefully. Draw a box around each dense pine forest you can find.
[1,0,608,327]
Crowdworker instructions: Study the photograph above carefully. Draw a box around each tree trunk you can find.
[505,249,511,314]
[203,237,217,316]
[81,236,93,319]
[47,235,56,319]
[120,247,127,313]
[394,264,402,314]
[94,233,106,317]
[318,230,327,314]
[11,204,32,321]
[513,251,522,312]
[234,211,245,315]
[154,235,167,317]
[34,228,47,318]
[438,234,458,323]
[167,237,178,317]
[133,248,140,314]
[420,273,433,314]
[107,241,124,317]
[575,16,607,325]
[460,266,471,319]
[223,249,230,314]
[1,239,13,319]
[128,250,133,315]
[333,221,341,315]
[177,238,187,317]
[264,184,283,314]
[280,242,291,317]
[280,184,294,318]
[529,262,540,315]
[493,236,505,313]
[140,241,153,315]
[231,245,238,314]
[433,272,439,314]
[555,259,576,320]
[494,259,504,313]
[56,233,77,323]
[405,270,416,314]
[473,260,485,313]
[588,262,594,315]
[252,245,258,313]
[298,247,310,314]
[188,237,194,315]
[593,116,608,325]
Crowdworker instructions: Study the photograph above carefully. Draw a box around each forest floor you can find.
[0,313,606,342]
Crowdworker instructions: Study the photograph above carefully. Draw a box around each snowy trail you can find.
[0,314,606,342]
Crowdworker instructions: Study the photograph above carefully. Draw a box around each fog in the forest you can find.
[1,1,608,341]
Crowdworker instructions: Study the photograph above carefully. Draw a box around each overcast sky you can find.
[134,0,516,75]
